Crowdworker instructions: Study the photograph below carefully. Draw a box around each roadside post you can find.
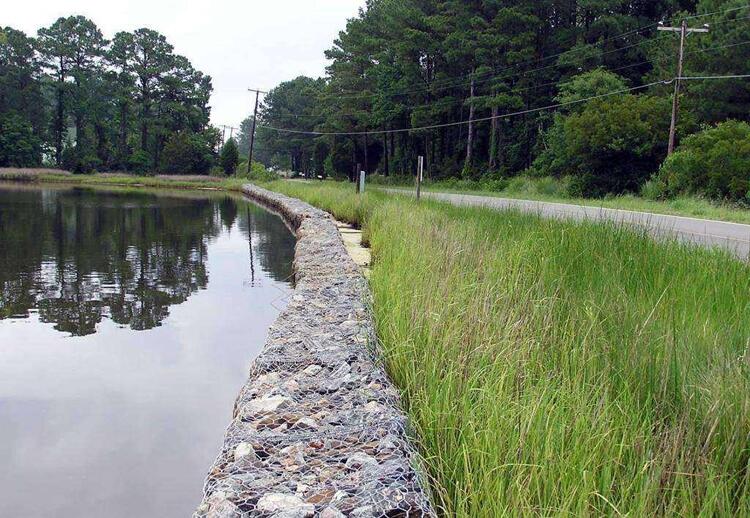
[416,156,424,200]
[359,170,366,194]
[355,162,362,193]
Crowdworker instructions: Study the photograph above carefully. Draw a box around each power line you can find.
[258,36,750,127]
[258,72,750,137]
[684,4,750,21]
[269,57,663,121]
[680,73,750,79]
[258,80,671,136]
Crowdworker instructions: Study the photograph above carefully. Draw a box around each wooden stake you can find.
[416,155,424,201]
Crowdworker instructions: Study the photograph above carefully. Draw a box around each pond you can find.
[0,185,296,517]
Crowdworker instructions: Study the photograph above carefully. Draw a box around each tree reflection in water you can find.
[0,186,294,336]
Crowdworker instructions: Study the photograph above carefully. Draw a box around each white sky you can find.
[5,0,365,128]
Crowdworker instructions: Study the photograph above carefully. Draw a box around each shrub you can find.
[220,138,239,175]
[235,160,278,181]
[248,161,278,182]
[0,112,41,167]
[61,144,99,174]
[127,150,151,175]
[160,131,214,174]
[534,94,671,197]
[648,120,750,202]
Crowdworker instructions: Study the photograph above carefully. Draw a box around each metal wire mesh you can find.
[194,187,436,518]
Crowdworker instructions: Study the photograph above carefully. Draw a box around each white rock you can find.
[303,364,323,376]
[292,417,318,430]
[320,507,346,518]
[233,442,256,461]
[242,395,291,416]
[256,372,281,386]
[206,500,242,518]
[363,401,384,413]
[204,492,242,518]
[284,380,300,392]
[331,490,348,503]
[257,493,314,516]
[351,505,375,517]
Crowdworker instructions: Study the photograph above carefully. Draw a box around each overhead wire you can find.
[257,80,671,136]
[254,6,750,137]
[258,72,750,137]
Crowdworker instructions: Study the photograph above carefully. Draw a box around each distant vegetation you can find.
[265,180,750,516]
[648,120,750,202]
[244,0,750,204]
[0,16,216,174]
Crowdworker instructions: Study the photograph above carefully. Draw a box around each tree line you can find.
[0,16,216,173]
[245,0,750,200]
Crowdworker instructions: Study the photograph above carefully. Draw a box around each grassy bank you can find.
[264,180,750,517]
[0,169,249,191]
[371,175,750,225]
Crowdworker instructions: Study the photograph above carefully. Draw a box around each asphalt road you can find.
[384,189,750,260]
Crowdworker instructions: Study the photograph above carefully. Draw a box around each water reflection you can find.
[0,185,295,517]
[0,186,294,335]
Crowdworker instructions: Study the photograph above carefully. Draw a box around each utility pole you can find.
[658,20,709,156]
[247,88,267,175]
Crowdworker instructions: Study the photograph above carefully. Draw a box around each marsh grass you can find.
[0,169,248,191]
[266,180,750,517]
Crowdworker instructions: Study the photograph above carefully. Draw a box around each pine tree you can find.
[220,137,239,175]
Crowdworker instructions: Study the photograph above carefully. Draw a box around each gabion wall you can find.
[194,185,436,518]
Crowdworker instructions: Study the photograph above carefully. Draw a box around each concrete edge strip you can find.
[194,184,436,518]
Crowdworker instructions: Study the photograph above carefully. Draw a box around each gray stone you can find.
[350,505,375,517]
[193,185,436,518]
[257,493,314,516]
[291,417,318,430]
[319,507,346,518]
[241,395,291,416]
[303,364,322,376]
[345,452,378,470]
[204,492,242,518]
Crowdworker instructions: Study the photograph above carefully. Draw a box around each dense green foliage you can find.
[220,138,239,175]
[0,17,214,173]
[267,180,750,517]
[248,0,750,199]
[648,120,750,202]
[0,112,41,167]
[160,131,215,174]
[535,93,671,196]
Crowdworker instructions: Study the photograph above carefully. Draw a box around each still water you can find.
[0,185,296,517]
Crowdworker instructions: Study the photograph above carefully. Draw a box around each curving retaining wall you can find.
[194,185,436,518]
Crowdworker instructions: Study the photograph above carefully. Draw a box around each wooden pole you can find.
[658,21,708,156]
[247,88,267,174]
[416,155,423,201]
[668,20,687,156]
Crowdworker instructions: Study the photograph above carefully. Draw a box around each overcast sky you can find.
[5,0,366,128]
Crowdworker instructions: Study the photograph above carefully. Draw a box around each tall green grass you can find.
[268,180,750,516]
